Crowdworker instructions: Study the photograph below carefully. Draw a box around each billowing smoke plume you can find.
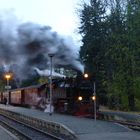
[0,11,84,79]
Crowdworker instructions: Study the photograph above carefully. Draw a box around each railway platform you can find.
[0,104,140,140]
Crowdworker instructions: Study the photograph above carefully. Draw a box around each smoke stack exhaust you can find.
[0,10,84,79]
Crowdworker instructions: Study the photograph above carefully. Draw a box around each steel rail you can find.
[0,114,63,140]
[0,120,33,140]
[0,108,77,140]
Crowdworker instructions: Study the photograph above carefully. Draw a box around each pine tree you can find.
[79,0,108,105]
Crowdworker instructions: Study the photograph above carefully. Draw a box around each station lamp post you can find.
[92,82,96,122]
[5,73,11,104]
[5,74,11,85]
[48,54,54,115]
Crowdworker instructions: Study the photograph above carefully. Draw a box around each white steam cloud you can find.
[0,10,84,79]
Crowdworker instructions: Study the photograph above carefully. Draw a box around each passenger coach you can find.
[0,78,98,117]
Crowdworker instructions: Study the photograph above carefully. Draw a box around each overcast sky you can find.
[0,0,82,38]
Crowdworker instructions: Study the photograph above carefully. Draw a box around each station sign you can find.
[5,85,11,90]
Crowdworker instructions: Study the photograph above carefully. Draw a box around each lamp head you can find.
[78,96,83,101]
[48,53,55,57]
[5,74,11,80]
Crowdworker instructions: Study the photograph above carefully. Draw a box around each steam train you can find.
[0,77,98,117]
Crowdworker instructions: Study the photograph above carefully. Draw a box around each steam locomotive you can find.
[0,77,98,117]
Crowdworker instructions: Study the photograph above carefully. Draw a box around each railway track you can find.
[0,108,77,140]
[0,114,62,140]
[98,112,140,131]
[115,120,140,131]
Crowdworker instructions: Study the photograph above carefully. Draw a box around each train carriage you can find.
[10,90,22,105]
[0,77,98,117]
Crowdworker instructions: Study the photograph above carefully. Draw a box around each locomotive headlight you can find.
[78,96,83,101]
[92,95,96,101]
